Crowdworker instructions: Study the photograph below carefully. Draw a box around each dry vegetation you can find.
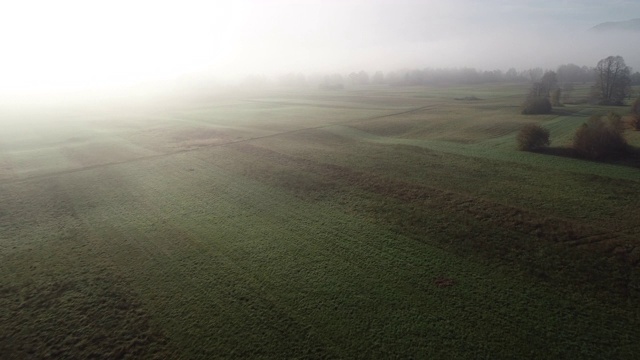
[516,123,550,151]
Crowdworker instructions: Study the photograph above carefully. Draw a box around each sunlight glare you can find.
[0,1,233,95]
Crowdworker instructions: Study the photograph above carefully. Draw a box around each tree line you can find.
[521,55,635,115]
[265,62,640,89]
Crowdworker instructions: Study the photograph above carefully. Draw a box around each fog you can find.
[1,0,639,99]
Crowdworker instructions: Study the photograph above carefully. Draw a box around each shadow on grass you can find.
[533,146,640,169]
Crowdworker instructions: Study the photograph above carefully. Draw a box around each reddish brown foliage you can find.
[573,113,628,159]
[516,124,550,151]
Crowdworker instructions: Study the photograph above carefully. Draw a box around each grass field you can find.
[1,83,640,358]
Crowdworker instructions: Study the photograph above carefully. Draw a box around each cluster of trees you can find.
[518,56,639,157]
[325,68,522,87]
[385,62,640,89]
[518,93,640,159]
[254,58,640,91]
[348,71,372,85]
[521,56,637,115]
[277,73,308,88]
[330,68,530,87]
[556,64,594,85]
[391,68,517,85]
[273,64,613,89]
[517,112,629,159]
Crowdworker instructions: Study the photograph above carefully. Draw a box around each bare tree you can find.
[521,71,556,114]
[594,56,631,105]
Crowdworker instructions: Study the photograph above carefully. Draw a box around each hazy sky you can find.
[1,0,639,93]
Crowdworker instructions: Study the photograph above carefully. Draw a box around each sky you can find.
[1,0,639,95]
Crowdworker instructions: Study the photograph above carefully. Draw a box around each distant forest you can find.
[243,64,640,89]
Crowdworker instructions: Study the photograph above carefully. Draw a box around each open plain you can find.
[1,84,640,358]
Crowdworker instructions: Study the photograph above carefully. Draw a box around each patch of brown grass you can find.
[434,277,456,288]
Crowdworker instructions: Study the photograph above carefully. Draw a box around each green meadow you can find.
[1,84,639,358]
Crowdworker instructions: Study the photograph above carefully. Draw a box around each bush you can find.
[517,124,550,151]
[521,97,552,114]
[573,113,628,159]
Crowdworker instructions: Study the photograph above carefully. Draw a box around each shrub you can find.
[517,124,550,151]
[573,113,628,159]
[521,97,552,114]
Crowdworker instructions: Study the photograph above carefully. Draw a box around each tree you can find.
[593,56,631,105]
[631,97,640,130]
[372,71,384,84]
[573,113,628,159]
[521,71,556,114]
[516,124,550,151]
[505,68,519,81]
[357,70,370,85]
[540,71,558,94]
[527,68,544,82]
[277,73,306,88]
[521,97,552,114]
[349,71,370,85]
[348,72,358,85]
[557,63,592,85]
[551,88,562,107]
[631,72,640,86]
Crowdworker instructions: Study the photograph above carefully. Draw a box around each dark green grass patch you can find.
[0,236,174,359]
[256,128,640,233]
[217,141,640,301]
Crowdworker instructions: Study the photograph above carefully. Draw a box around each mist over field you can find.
[1,0,639,101]
[4,1,640,358]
